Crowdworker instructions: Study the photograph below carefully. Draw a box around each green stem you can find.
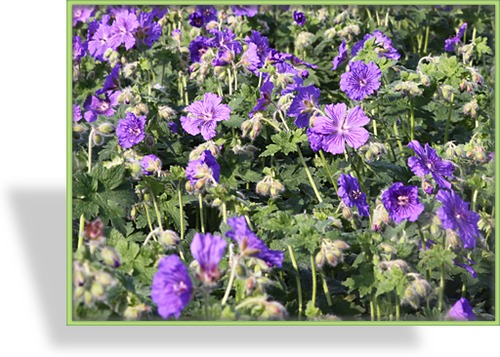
[319,270,332,307]
[319,150,338,191]
[395,295,401,321]
[233,64,238,92]
[144,203,154,234]
[151,192,163,232]
[376,295,382,321]
[178,182,185,240]
[77,214,85,250]
[417,222,431,282]
[222,202,227,223]
[423,25,430,54]
[393,122,404,156]
[182,74,188,106]
[227,68,233,95]
[409,99,415,141]
[369,292,375,321]
[297,147,323,203]
[387,292,393,321]
[288,245,303,317]
[221,252,238,305]
[439,262,445,312]
[472,189,478,212]
[87,128,94,174]
[198,194,205,233]
[444,93,455,144]
[373,117,378,137]
[310,254,317,306]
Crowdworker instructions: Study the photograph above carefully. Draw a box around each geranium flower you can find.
[340,61,381,101]
[190,233,227,285]
[87,23,113,61]
[188,36,210,63]
[108,11,139,50]
[115,112,146,149]
[231,5,259,17]
[331,40,347,70]
[448,297,475,321]
[140,154,162,175]
[287,85,320,128]
[309,103,370,154]
[95,64,121,95]
[382,182,424,224]
[185,150,220,190]
[135,12,162,48]
[73,6,93,26]
[293,11,306,26]
[436,189,480,249]
[250,80,274,117]
[83,91,120,122]
[226,216,284,268]
[407,140,454,189]
[180,93,231,140]
[352,30,400,60]
[338,174,370,216]
[151,255,192,319]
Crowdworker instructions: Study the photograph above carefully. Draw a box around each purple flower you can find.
[287,85,320,128]
[226,216,284,268]
[352,30,400,60]
[382,182,424,224]
[151,255,192,320]
[87,23,113,61]
[108,12,139,50]
[448,297,476,321]
[445,23,467,52]
[436,189,480,249]
[189,11,204,28]
[240,42,261,73]
[83,91,120,122]
[116,112,146,149]
[209,27,242,66]
[185,150,220,190]
[407,141,454,190]
[454,259,477,278]
[73,104,82,122]
[340,61,382,101]
[309,103,370,154]
[96,64,121,95]
[332,40,348,70]
[73,36,87,62]
[231,5,259,17]
[168,121,179,134]
[180,93,231,140]
[151,6,168,20]
[293,11,306,26]
[189,36,210,63]
[136,12,162,48]
[250,80,274,117]
[190,233,227,284]
[73,6,93,26]
[245,31,270,66]
[197,5,218,24]
[338,174,370,217]
[306,127,324,152]
[140,154,162,175]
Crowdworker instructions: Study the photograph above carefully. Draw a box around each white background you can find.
[0,1,497,355]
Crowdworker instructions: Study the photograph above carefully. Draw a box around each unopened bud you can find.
[101,247,121,268]
[95,272,114,286]
[159,230,180,247]
[422,178,434,194]
[96,122,115,135]
[440,84,455,102]
[73,123,88,133]
[90,282,105,299]
[463,99,479,118]
[315,251,325,268]
[92,132,104,146]
[264,301,287,320]
[420,74,431,87]
[158,105,176,120]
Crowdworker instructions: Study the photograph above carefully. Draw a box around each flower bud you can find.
[439,84,455,102]
[256,178,271,196]
[84,290,93,305]
[84,218,103,241]
[159,230,180,247]
[446,229,461,249]
[264,301,287,320]
[90,282,105,299]
[332,240,350,251]
[158,105,176,120]
[92,133,104,146]
[74,286,85,299]
[95,272,114,286]
[235,262,248,279]
[101,247,121,268]
[463,99,478,118]
[185,180,195,194]
[96,122,115,135]
[420,74,431,87]
[325,249,338,267]
[413,277,431,297]
[342,205,353,220]
[74,269,85,287]
[73,123,88,133]
[124,304,150,320]
[315,251,325,268]
[422,178,434,194]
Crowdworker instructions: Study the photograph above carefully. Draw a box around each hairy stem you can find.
[178,182,185,240]
[298,147,323,203]
[288,245,303,317]
[310,254,317,306]
[198,193,205,233]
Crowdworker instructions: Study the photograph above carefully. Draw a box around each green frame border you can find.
[67,0,500,326]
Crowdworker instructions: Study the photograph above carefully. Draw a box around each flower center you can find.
[173,281,188,295]
[351,190,362,200]
[359,78,367,87]
[128,126,141,136]
[456,213,462,219]
[397,195,409,206]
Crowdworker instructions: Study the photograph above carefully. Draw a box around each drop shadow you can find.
[11,187,420,349]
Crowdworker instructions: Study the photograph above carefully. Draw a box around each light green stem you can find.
[439,262,445,312]
[310,254,317,306]
[178,182,185,240]
[298,147,323,203]
[227,68,233,95]
[472,189,478,212]
[77,214,85,250]
[395,295,401,321]
[388,293,393,321]
[144,203,154,234]
[233,64,238,92]
[198,193,205,233]
[222,202,227,223]
[393,122,404,155]
[319,150,338,191]
[151,192,163,232]
[319,270,332,307]
[221,253,238,305]
[376,295,381,321]
[423,25,430,54]
[288,245,303,316]
[369,292,375,321]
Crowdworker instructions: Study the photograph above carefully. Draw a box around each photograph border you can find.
[67,0,500,326]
